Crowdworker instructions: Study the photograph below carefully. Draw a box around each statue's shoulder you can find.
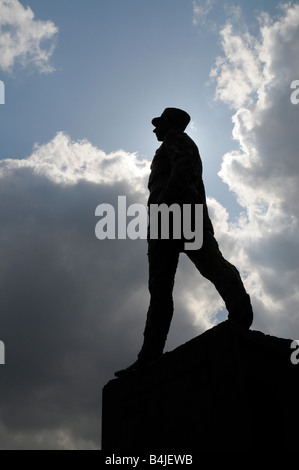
[165,130,197,155]
[164,130,190,148]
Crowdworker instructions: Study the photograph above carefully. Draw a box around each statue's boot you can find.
[114,356,159,377]
[114,329,166,378]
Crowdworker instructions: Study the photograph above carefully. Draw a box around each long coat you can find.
[148,129,214,235]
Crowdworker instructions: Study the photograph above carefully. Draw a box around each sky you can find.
[0,0,298,450]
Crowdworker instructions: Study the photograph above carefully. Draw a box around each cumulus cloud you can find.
[0,0,58,73]
[192,0,216,26]
[210,3,299,338]
[210,23,263,108]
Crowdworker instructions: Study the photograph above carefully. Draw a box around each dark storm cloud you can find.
[0,134,199,449]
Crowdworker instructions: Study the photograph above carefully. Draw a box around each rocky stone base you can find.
[102,321,298,449]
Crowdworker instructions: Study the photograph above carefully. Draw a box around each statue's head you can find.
[152,108,191,141]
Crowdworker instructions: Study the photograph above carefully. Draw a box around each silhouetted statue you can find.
[115,108,253,377]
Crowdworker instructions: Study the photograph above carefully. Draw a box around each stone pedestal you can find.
[102,321,298,449]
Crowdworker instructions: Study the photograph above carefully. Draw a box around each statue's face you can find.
[153,120,170,142]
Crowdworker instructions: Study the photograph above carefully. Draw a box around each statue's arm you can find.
[159,130,197,204]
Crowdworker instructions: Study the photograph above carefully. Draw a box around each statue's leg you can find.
[114,239,181,377]
[138,239,181,361]
[186,231,253,328]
